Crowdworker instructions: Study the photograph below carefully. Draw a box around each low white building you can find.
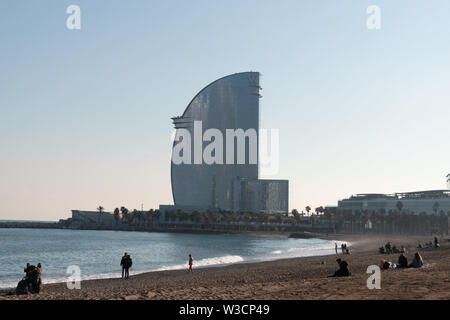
[337,190,450,215]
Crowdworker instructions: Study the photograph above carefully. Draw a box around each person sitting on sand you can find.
[188,254,194,272]
[409,252,424,268]
[397,254,408,268]
[379,259,391,270]
[36,263,43,292]
[379,246,386,254]
[400,245,406,254]
[24,263,34,278]
[329,258,350,277]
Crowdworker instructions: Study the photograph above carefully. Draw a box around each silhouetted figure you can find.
[120,252,132,279]
[335,243,338,254]
[24,263,33,278]
[385,242,392,254]
[398,254,408,268]
[409,252,424,268]
[434,237,440,248]
[329,258,350,277]
[188,254,194,272]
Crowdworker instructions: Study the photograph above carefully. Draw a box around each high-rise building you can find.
[161,72,288,214]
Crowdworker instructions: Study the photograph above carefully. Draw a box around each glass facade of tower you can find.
[169,72,288,213]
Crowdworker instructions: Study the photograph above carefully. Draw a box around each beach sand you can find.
[1,234,449,300]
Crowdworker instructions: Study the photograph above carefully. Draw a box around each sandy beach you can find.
[1,234,449,300]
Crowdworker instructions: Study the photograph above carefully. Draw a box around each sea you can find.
[0,228,341,289]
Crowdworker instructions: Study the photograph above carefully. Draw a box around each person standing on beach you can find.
[124,254,132,279]
[120,252,128,279]
[335,243,338,254]
[188,254,194,272]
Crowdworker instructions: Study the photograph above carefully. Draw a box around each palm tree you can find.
[305,206,311,216]
[113,208,120,226]
[120,207,129,223]
[292,209,301,224]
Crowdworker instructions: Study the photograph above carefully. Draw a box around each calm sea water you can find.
[0,228,340,289]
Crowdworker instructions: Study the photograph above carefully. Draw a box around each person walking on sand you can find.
[188,254,194,272]
[335,243,338,254]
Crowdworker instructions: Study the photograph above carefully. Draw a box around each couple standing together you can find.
[120,253,133,279]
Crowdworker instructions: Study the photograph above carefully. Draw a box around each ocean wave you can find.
[154,255,245,271]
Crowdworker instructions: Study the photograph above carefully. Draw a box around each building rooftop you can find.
[344,190,450,201]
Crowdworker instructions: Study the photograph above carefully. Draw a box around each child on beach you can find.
[188,254,194,272]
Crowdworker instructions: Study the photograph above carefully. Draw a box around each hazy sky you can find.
[1,1,449,221]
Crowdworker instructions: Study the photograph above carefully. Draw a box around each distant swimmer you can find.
[188,254,194,273]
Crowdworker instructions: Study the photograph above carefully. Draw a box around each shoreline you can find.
[1,234,448,299]
[0,232,338,291]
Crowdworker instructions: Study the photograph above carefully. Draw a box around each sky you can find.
[1,0,449,221]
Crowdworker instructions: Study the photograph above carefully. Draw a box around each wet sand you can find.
[1,234,449,300]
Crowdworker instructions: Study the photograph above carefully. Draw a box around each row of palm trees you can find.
[320,202,450,235]
[110,207,161,226]
[97,202,449,234]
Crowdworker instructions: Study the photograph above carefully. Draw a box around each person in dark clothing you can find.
[120,252,128,279]
[434,237,440,248]
[329,258,350,277]
[24,263,34,277]
[188,254,194,272]
[122,254,132,279]
[397,254,408,268]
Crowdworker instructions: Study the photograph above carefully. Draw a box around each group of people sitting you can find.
[417,237,440,249]
[380,252,424,270]
[379,242,406,255]
[16,263,43,295]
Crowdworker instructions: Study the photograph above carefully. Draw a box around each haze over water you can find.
[0,228,338,289]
